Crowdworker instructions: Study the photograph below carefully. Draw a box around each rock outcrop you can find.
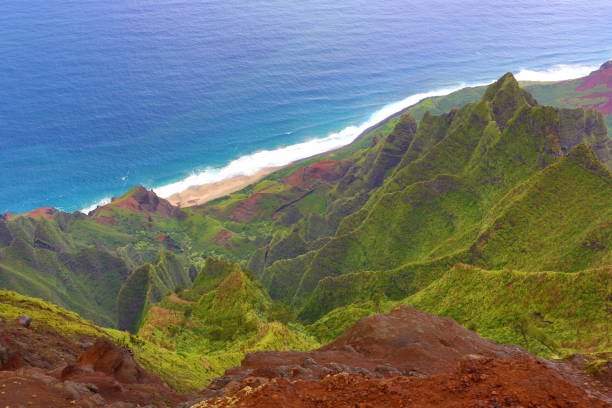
[0,322,185,407]
[61,338,162,385]
[93,186,185,218]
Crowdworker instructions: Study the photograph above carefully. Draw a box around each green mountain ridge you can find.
[258,73,609,314]
[1,69,610,393]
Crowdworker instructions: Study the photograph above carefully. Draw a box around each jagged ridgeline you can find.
[0,188,199,329]
[254,74,610,309]
[0,71,610,378]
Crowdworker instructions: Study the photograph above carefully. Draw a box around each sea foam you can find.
[81,62,600,212]
[515,64,597,82]
[80,197,112,214]
[152,84,466,199]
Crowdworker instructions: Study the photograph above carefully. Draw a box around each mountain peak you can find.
[576,61,612,92]
[599,60,612,71]
[2,206,58,220]
[482,72,537,129]
[483,72,519,100]
[93,186,184,218]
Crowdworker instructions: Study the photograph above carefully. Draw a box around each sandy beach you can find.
[164,91,438,209]
[166,167,282,207]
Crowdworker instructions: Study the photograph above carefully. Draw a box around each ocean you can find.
[1,0,611,213]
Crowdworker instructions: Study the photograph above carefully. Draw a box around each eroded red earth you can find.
[574,61,612,114]
[193,307,611,408]
[1,307,610,407]
[0,321,186,407]
[576,62,612,92]
[197,357,609,408]
[283,159,348,188]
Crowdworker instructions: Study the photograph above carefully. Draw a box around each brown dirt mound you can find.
[0,326,186,407]
[195,307,610,406]
[194,356,609,408]
[0,323,92,371]
[207,306,523,393]
[0,365,185,408]
[61,338,162,385]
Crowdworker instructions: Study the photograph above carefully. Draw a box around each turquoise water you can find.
[1,0,611,213]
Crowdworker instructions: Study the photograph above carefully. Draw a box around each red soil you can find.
[578,91,612,114]
[214,229,233,247]
[283,160,348,188]
[28,206,58,219]
[94,186,184,219]
[3,206,58,221]
[576,63,612,92]
[0,322,187,407]
[196,307,611,407]
[228,193,266,222]
[198,357,609,408]
[0,323,90,371]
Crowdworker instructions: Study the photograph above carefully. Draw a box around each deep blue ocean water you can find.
[1,0,611,213]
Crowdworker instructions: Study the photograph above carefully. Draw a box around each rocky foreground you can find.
[2,306,609,407]
[0,321,185,407]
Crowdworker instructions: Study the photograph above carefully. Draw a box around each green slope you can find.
[271,73,609,312]
[135,259,319,391]
[405,264,611,358]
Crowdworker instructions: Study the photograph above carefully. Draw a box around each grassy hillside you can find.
[135,259,319,391]
[0,289,116,339]
[405,264,611,358]
[470,144,611,272]
[264,73,610,314]
[2,68,608,331]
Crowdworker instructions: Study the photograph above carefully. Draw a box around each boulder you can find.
[62,338,162,385]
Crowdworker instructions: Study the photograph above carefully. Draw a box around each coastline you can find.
[151,84,471,209]
[162,94,442,208]
[165,167,282,207]
[160,92,455,208]
[155,64,601,209]
[79,62,600,213]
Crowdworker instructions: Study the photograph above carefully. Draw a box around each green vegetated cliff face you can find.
[1,69,611,392]
[405,264,611,358]
[266,73,609,307]
[134,258,318,391]
[235,72,611,359]
[0,195,197,328]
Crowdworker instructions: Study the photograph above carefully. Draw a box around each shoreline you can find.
[79,62,599,213]
[153,87,472,208]
[162,93,446,208]
[163,94,437,208]
[159,65,601,209]
[165,167,282,207]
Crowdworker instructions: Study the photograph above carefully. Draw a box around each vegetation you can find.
[135,259,319,391]
[405,264,611,358]
[1,68,610,392]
